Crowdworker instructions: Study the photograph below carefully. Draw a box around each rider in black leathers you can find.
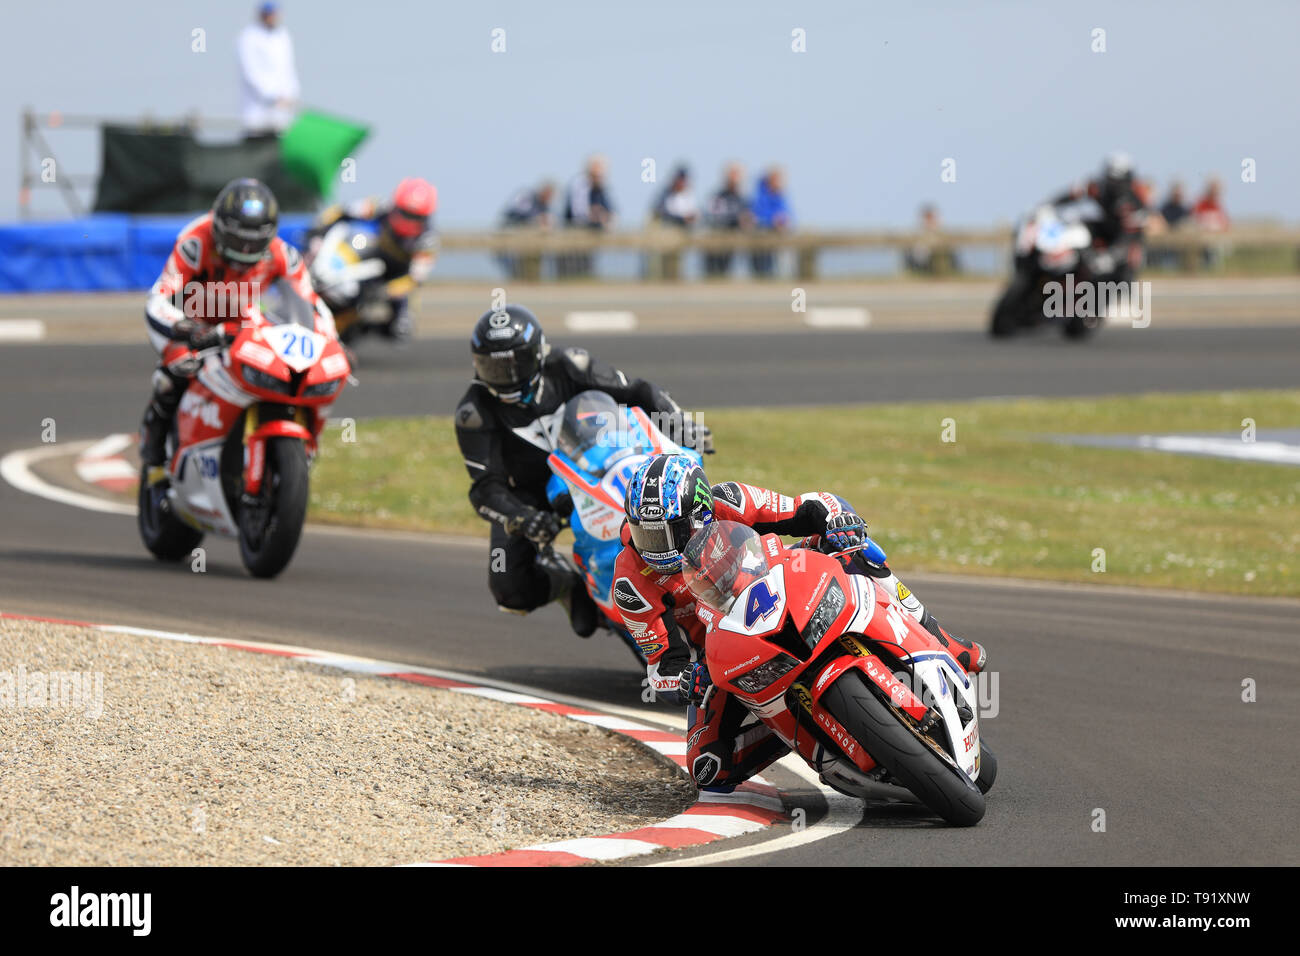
[1051,153,1148,282]
[454,304,713,637]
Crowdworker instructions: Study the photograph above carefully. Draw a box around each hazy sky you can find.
[3,0,1297,227]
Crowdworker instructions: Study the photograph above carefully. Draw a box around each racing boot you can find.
[919,610,987,676]
[536,549,598,638]
[381,309,413,344]
[875,567,987,676]
[138,370,186,467]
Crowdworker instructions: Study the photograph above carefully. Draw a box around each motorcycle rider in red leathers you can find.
[614,453,986,791]
[138,178,334,467]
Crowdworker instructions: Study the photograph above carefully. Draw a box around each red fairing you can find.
[694,534,962,776]
[244,419,315,494]
[168,305,351,487]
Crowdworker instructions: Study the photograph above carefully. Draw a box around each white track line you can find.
[79,433,133,460]
[806,307,870,329]
[650,756,865,867]
[0,319,46,342]
[565,311,638,332]
[0,441,135,516]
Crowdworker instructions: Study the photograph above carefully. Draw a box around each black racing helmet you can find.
[470,304,548,404]
[211,178,279,267]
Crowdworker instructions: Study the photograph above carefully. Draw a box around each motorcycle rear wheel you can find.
[238,438,309,578]
[137,466,204,561]
[821,670,986,826]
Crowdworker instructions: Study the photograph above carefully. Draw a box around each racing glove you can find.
[680,418,715,455]
[680,661,714,708]
[509,507,562,548]
[820,512,867,553]
[172,319,228,352]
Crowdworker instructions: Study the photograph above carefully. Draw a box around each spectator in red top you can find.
[1192,177,1229,231]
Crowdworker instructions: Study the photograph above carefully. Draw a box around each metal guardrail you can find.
[455,224,1300,280]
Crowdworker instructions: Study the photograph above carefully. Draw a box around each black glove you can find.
[821,512,867,553]
[681,419,715,455]
[510,507,562,548]
[172,320,227,352]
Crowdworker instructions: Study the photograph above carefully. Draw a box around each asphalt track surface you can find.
[2,321,1299,865]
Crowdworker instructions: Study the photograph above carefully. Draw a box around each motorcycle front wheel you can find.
[989,272,1031,338]
[238,438,309,578]
[137,466,204,561]
[820,670,986,826]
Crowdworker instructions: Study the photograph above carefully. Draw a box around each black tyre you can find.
[238,438,309,578]
[137,467,204,562]
[1063,312,1101,339]
[821,670,985,826]
[989,272,1030,338]
[976,740,997,794]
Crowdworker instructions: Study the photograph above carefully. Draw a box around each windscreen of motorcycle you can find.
[558,390,634,476]
[259,278,317,328]
[682,520,771,613]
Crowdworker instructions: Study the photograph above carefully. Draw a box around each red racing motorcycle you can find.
[683,521,994,826]
[137,279,351,578]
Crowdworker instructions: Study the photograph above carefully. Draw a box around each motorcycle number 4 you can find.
[744,581,781,628]
[263,326,327,372]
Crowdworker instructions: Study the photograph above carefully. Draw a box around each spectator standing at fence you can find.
[498,181,556,279]
[1159,182,1190,228]
[904,203,960,275]
[703,162,751,277]
[501,180,556,229]
[561,155,615,277]
[238,3,300,138]
[1192,177,1229,231]
[1192,176,1229,269]
[749,167,791,277]
[652,165,698,228]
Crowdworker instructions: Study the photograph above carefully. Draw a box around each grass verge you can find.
[309,390,1300,597]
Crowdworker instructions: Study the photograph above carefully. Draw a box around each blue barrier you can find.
[0,214,315,293]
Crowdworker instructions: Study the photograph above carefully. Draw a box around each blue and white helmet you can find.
[625,454,714,573]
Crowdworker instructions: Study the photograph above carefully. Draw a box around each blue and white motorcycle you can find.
[544,390,703,660]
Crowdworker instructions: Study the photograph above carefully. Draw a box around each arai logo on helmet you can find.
[639,504,664,520]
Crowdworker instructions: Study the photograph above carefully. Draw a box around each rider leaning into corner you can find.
[615,453,988,792]
[454,305,714,639]
[1050,152,1149,283]
[138,178,334,467]
[303,177,438,343]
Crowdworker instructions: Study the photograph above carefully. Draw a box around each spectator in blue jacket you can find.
[750,167,791,277]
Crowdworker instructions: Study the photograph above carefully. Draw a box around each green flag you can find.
[279,110,369,199]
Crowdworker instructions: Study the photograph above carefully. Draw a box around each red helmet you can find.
[388,177,437,239]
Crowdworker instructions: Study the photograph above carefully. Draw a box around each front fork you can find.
[242,404,315,496]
